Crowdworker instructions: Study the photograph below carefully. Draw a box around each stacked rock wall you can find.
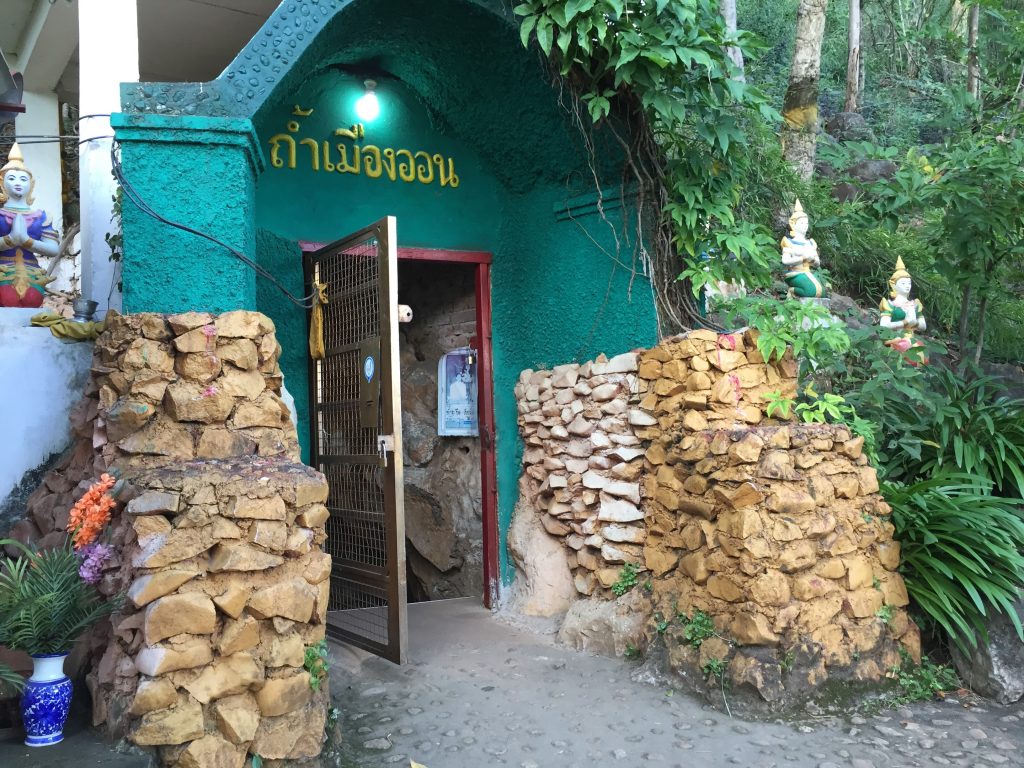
[515,329,918,705]
[514,351,647,597]
[8,310,299,553]
[4,311,330,766]
[96,458,330,766]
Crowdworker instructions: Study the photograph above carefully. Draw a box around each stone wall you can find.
[94,458,330,766]
[3,310,331,766]
[513,329,918,706]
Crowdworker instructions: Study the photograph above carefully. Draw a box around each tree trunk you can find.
[973,290,990,366]
[782,0,830,180]
[720,0,746,82]
[967,3,981,100]
[844,0,861,112]
[958,282,973,362]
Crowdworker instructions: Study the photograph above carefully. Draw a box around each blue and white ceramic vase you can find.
[21,653,72,747]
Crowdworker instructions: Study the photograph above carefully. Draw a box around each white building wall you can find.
[0,311,92,509]
[79,0,139,317]
[18,90,78,294]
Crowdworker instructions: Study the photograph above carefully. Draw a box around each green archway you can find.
[116,0,658,584]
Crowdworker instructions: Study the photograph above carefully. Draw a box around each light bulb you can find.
[356,80,380,122]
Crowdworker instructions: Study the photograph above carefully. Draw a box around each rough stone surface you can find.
[513,329,915,710]
[0,312,331,765]
[953,596,1024,704]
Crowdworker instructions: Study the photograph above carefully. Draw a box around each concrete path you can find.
[327,598,1024,768]
[1,598,1020,767]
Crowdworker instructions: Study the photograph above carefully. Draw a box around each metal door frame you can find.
[302,240,499,607]
[303,217,407,663]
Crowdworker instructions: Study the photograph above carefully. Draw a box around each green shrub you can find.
[848,363,1024,496]
[884,474,1024,651]
[677,610,718,648]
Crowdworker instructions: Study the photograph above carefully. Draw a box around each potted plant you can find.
[0,473,122,747]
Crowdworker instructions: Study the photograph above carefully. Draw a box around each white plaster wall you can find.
[18,90,78,294]
[0,312,93,507]
[79,0,139,317]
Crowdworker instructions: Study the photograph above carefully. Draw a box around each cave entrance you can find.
[397,250,497,607]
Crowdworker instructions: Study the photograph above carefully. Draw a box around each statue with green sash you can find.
[780,199,829,299]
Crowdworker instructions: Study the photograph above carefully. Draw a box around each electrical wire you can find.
[109,139,315,309]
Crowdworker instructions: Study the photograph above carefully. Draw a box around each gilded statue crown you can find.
[788,198,808,229]
[889,256,912,295]
[0,143,35,205]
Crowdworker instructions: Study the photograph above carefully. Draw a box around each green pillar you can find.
[111,114,265,313]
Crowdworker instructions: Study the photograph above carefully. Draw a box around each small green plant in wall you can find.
[304,639,329,691]
[611,563,639,597]
[701,657,726,680]
[875,605,893,625]
[677,610,717,648]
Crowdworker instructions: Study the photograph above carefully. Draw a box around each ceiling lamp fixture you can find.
[356,79,380,122]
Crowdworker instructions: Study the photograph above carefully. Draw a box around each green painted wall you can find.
[113,114,263,313]
[255,73,657,583]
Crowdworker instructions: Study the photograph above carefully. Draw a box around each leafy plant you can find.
[0,539,121,655]
[884,475,1024,651]
[654,612,670,635]
[515,0,783,332]
[623,643,641,659]
[701,656,726,679]
[677,610,717,648]
[875,605,893,625]
[611,563,639,597]
[849,364,1024,495]
[722,296,850,365]
[304,639,329,692]
[889,649,960,706]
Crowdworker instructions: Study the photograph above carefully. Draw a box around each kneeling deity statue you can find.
[780,199,829,300]
[879,256,927,363]
[0,143,58,308]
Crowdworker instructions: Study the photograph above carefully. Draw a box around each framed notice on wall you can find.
[438,348,478,436]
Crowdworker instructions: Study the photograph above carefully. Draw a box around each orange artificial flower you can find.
[67,473,117,550]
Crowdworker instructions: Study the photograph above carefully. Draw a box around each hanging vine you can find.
[515,0,780,335]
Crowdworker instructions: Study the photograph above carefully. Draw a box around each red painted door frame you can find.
[300,242,500,608]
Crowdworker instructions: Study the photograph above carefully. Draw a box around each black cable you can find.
[109,140,314,309]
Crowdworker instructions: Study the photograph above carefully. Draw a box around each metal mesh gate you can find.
[305,217,407,664]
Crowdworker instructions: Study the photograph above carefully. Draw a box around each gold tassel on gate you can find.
[309,281,329,361]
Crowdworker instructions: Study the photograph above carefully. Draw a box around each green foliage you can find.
[611,563,639,597]
[654,612,671,635]
[889,649,961,706]
[844,362,1024,496]
[0,539,121,656]
[875,605,893,625]
[0,666,23,694]
[780,649,795,673]
[701,656,726,680]
[623,643,641,659]
[304,640,329,692]
[723,297,850,364]
[677,610,717,648]
[884,474,1024,651]
[515,0,784,324]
